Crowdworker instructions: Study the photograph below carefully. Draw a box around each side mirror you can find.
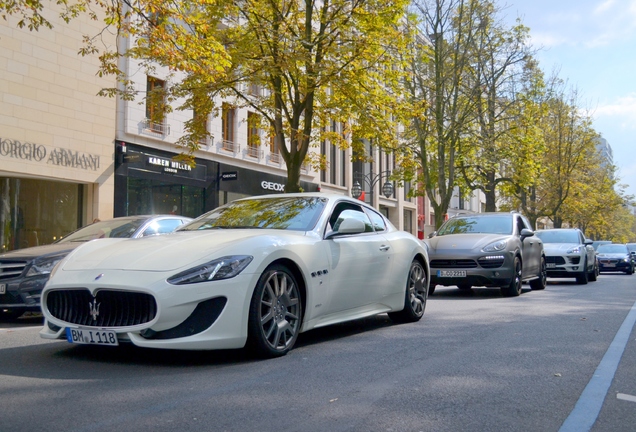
[326,217,366,239]
[428,231,437,239]
[520,228,534,238]
[584,239,593,245]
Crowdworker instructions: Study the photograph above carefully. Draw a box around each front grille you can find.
[0,260,28,281]
[430,259,478,269]
[599,259,619,264]
[546,256,566,265]
[46,289,157,327]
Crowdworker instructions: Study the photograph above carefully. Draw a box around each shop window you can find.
[404,209,413,234]
[126,178,204,219]
[146,76,166,134]
[0,178,83,252]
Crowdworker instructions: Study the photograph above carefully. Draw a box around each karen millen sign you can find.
[0,138,100,171]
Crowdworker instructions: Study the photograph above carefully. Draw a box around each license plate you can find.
[603,263,615,267]
[546,263,556,268]
[437,270,466,277]
[0,283,5,294]
[65,328,119,346]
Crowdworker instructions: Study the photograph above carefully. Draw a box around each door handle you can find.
[379,245,390,251]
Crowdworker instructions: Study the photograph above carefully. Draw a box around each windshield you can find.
[535,230,580,244]
[437,215,512,236]
[180,196,327,232]
[597,244,628,254]
[58,218,147,242]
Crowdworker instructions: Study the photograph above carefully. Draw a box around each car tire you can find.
[247,264,302,358]
[588,259,598,282]
[501,256,522,297]
[530,257,546,290]
[388,260,427,323]
[576,260,588,285]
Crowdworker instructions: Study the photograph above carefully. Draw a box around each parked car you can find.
[596,244,635,274]
[534,228,598,284]
[626,243,636,265]
[39,193,430,358]
[0,215,192,320]
[424,212,546,297]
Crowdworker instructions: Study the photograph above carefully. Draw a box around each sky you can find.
[502,0,636,198]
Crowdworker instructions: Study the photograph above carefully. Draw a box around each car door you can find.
[517,215,540,277]
[324,204,393,313]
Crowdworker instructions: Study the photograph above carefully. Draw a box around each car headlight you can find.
[624,257,631,262]
[25,254,68,277]
[567,246,582,254]
[482,239,508,252]
[168,255,253,285]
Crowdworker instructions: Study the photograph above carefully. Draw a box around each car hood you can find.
[425,233,510,253]
[60,230,308,272]
[0,242,81,260]
[542,243,581,253]
[597,253,629,259]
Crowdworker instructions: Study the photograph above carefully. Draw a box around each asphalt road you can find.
[1,274,635,432]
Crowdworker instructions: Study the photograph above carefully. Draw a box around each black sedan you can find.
[0,215,192,320]
[596,244,635,274]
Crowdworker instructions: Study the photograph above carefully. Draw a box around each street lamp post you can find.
[350,171,394,203]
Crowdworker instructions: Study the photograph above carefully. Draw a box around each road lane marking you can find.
[617,393,636,403]
[559,299,636,432]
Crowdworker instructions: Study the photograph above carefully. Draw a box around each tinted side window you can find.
[142,219,183,236]
[328,202,374,233]
[367,209,386,232]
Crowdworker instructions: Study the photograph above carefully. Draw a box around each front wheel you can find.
[576,258,589,284]
[388,260,427,323]
[501,256,522,297]
[247,264,302,358]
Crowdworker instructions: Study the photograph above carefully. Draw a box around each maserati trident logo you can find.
[89,299,100,321]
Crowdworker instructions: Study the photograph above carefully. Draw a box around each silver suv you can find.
[534,228,598,284]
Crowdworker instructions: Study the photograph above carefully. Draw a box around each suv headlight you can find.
[482,239,508,252]
[25,254,68,277]
[567,246,582,254]
[168,255,253,285]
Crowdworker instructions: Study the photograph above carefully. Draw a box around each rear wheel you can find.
[388,260,427,323]
[588,259,598,282]
[501,257,522,297]
[530,257,546,290]
[247,264,302,358]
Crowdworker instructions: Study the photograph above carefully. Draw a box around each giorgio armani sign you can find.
[0,138,100,171]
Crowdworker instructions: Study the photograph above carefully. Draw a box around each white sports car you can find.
[40,193,429,357]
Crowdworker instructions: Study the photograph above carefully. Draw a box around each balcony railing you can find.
[269,152,281,164]
[246,146,262,158]
[221,140,239,154]
[143,119,170,135]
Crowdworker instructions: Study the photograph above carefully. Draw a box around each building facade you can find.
[0,7,117,252]
[0,9,418,253]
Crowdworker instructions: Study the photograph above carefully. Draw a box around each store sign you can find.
[0,138,100,171]
[147,156,192,174]
[261,181,285,192]
[221,171,238,181]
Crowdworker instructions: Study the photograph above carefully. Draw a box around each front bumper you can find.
[0,275,47,312]
[39,269,261,350]
[544,253,585,278]
[598,259,632,272]
[429,251,515,288]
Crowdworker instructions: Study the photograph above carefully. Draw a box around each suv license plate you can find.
[437,270,466,277]
[0,283,5,294]
[546,263,556,268]
[66,328,119,346]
